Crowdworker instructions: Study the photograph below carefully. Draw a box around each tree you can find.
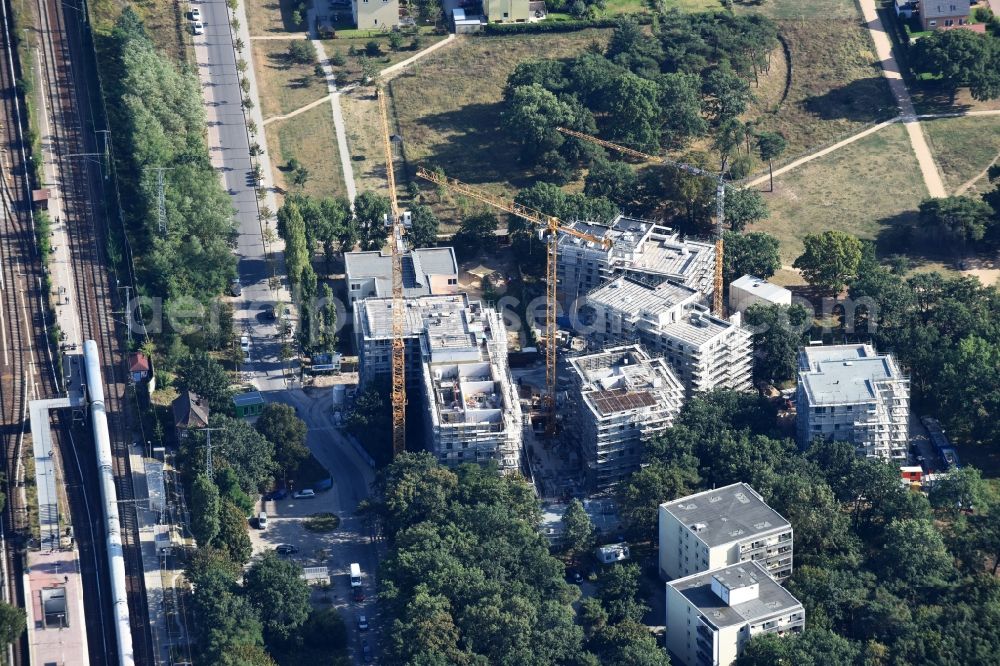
[793,230,864,293]
[585,158,638,207]
[561,499,594,560]
[288,38,317,65]
[347,379,392,465]
[878,518,954,589]
[177,352,232,414]
[501,84,578,163]
[724,186,769,232]
[737,628,861,666]
[916,196,995,250]
[319,283,338,354]
[722,230,781,284]
[604,73,662,152]
[255,403,309,480]
[589,620,670,666]
[301,608,348,651]
[414,0,441,23]
[244,551,312,643]
[208,415,277,494]
[354,191,391,251]
[702,64,753,123]
[912,29,992,102]
[191,474,221,546]
[452,210,498,260]
[619,459,700,541]
[290,161,310,189]
[407,204,440,249]
[658,71,707,147]
[756,131,787,192]
[743,303,810,384]
[388,31,404,52]
[215,467,255,514]
[595,563,647,624]
[216,500,253,565]
[0,602,27,647]
[929,466,988,516]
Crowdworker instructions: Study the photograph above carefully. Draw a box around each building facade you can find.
[345,247,458,307]
[795,344,909,460]
[352,0,399,29]
[484,0,529,22]
[568,345,685,490]
[920,1,971,30]
[557,216,716,305]
[728,275,792,315]
[659,483,793,582]
[665,562,805,666]
[585,275,753,396]
[354,294,523,471]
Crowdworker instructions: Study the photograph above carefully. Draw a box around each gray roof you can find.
[587,275,699,316]
[921,1,968,19]
[345,248,458,298]
[670,561,803,628]
[172,391,210,429]
[730,275,791,303]
[798,345,902,405]
[660,483,790,548]
[233,391,265,407]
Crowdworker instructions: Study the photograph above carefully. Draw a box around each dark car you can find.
[566,568,584,585]
[275,544,299,555]
[353,586,365,602]
[361,640,373,662]
[229,278,242,297]
[263,488,287,501]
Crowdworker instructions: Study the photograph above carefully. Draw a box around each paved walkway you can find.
[858,0,947,197]
[309,25,358,203]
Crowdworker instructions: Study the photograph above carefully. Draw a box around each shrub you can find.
[288,39,317,65]
[365,40,382,56]
[330,50,346,66]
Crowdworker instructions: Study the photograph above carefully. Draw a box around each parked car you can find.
[361,640,373,662]
[565,568,584,585]
[292,489,315,499]
[190,7,202,21]
[275,544,299,555]
[353,586,365,602]
[357,615,369,631]
[229,278,242,296]
[269,488,287,500]
[257,512,267,530]
[192,20,204,35]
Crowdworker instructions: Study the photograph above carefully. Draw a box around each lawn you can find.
[246,0,305,34]
[922,114,1000,195]
[660,0,858,19]
[266,103,348,199]
[749,19,896,162]
[388,30,611,199]
[303,512,341,532]
[252,39,329,119]
[320,31,449,85]
[339,88,390,195]
[756,122,928,263]
[90,0,193,64]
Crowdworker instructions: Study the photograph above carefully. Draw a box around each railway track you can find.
[32,0,155,661]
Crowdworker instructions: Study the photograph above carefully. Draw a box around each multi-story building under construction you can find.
[584,274,753,396]
[568,345,685,490]
[354,293,523,471]
[556,215,716,305]
[795,344,909,460]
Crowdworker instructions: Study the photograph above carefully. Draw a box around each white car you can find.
[190,6,202,21]
[192,20,204,35]
[292,489,315,499]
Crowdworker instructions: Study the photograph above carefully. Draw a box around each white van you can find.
[257,512,267,530]
[350,562,362,587]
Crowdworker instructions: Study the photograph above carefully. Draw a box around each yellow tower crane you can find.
[377,87,407,457]
[415,166,610,435]
[555,127,728,316]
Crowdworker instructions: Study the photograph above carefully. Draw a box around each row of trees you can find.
[617,391,1000,665]
[103,10,238,352]
[912,28,1000,102]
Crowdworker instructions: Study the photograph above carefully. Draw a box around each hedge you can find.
[480,13,652,35]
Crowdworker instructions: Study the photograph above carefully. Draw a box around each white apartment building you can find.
[659,483,793,582]
[352,0,398,29]
[557,216,716,304]
[353,294,523,471]
[568,345,685,490]
[584,274,753,396]
[665,562,805,666]
[795,344,909,460]
[344,247,459,307]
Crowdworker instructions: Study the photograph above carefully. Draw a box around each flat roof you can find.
[345,247,458,298]
[730,275,791,302]
[660,482,790,548]
[586,275,699,315]
[232,391,264,407]
[798,345,903,405]
[670,561,802,628]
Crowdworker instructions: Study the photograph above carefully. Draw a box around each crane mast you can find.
[378,87,407,457]
[415,166,609,435]
[556,127,727,316]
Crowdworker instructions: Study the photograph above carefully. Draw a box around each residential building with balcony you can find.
[665,562,805,666]
[659,483,793,582]
[567,345,685,490]
[354,293,523,471]
[557,216,716,305]
[584,274,752,396]
[795,344,909,460]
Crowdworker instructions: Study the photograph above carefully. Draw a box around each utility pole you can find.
[116,282,132,348]
[143,166,172,235]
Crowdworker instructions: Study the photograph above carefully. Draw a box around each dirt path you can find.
[858,0,947,198]
[262,93,333,125]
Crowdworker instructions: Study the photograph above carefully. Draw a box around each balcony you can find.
[697,624,714,642]
[696,648,714,666]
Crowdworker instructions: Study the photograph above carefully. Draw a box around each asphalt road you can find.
[192,0,289,390]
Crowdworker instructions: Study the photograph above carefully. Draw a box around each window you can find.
[350,283,360,290]
[814,407,825,414]
[447,278,457,285]
[944,18,953,25]
[929,19,937,26]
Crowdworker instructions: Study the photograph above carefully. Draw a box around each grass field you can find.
[388,30,611,198]
[922,114,1000,195]
[660,0,858,19]
[90,0,193,64]
[246,0,303,33]
[756,122,928,263]
[750,20,895,161]
[320,32,449,85]
[266,104,348,199]
[252,39,329,119]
